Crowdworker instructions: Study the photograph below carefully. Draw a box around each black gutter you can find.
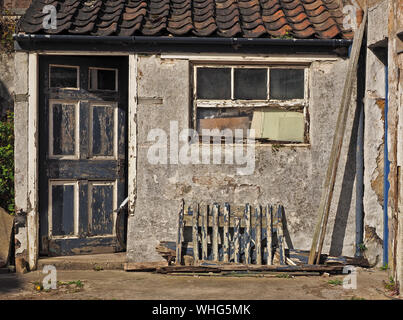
[14,34,352,48]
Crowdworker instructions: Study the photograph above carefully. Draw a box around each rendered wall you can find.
[126,54,364,263]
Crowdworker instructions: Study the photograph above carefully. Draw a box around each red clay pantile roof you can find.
[17,0,353,39]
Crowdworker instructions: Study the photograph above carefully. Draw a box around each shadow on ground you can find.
[0,274,24,294]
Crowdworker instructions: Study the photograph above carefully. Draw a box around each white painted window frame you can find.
[192,63,310,144]
[88,67,119,92]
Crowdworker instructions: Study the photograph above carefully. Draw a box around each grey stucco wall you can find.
[12,51,29,269]
[361,0,388,267]
[126,54,361,262]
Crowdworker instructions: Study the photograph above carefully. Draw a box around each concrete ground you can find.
[0,267,400,300]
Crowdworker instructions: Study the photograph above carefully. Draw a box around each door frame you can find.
[25,52,138,269]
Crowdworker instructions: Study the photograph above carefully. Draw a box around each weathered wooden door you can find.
[39,56,128,256]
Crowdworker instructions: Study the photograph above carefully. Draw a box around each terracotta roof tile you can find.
[17,0,353,39]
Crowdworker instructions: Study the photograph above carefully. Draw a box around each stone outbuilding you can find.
[7,0,401,292]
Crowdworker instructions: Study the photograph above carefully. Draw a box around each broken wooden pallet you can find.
[175,201,287,266]
[156,241,370,268]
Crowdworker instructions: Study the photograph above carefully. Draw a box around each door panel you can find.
[39,56,128,256]
[49,182,77,237]
[89,181,115,236]
[49,101,79,158]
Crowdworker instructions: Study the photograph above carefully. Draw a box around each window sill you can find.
[196,142,311,148]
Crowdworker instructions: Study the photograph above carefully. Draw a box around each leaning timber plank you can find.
[212,204,219,261]
[244,204,251,264]
[176,200,185,265]
[223,203,230,262]
[255,206,262,265]
[192,205,199,264]
[308,9,368,265]
[124,261,168,272]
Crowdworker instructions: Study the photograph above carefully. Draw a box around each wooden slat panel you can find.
[244,204,251,264]
[177,201,287,266]
[201,204,208,260]
[266,204,273,265]
[223,203,230,263]
[234,217,240,263]
[212,204,219,261]
[183,212,271,228]
[277,205,285,265]
[255,206,262,265]
[192,204,199,264]
[176,200,184,265]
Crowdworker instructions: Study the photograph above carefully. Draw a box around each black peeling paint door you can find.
[39,56,128,256]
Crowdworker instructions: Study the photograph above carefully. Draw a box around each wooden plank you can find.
[201,204,208,260]
[176,200,184,265]
[166,271,322,277]
[277,205,285,265]
[192,204,199,264]
[266,205,273,265]
[308,9,368,265]
[124,261,168,272]
[234,217,240,263]
[255,206,262,265]
[244,204,251,264]
[157,266,221,274]
[156,264,345,274]
[223,203,230,262]
[212,204,219,261]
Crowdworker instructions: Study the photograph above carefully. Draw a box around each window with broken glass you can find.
[193,65,309,143]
